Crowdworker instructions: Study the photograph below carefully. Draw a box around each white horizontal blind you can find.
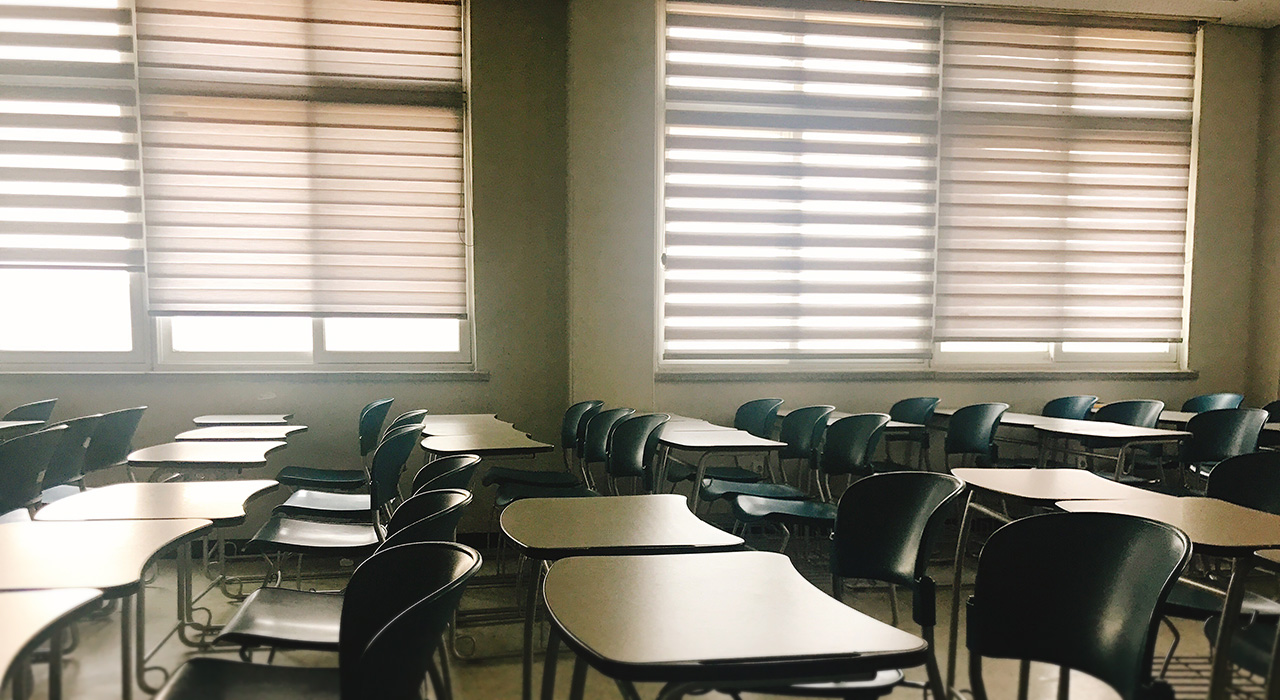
[135,0,467,317]
[0,0,144,272]
[662,0,941,363]
[935,12,1197,343]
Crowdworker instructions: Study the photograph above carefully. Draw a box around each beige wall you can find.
[1249,27,1280,401]
[565,5,1269,426]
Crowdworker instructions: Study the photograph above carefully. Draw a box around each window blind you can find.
[0,0,144,272]
[934,12,1197,344]
[135,0,467,317]
[662,0,941,362]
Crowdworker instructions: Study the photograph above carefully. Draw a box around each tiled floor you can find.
[2,534,1228,700]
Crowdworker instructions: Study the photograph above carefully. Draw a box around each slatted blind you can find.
[135,0,467,317]
[662,0,941,362]
[934,12,1197,343]
[0,0,144,272]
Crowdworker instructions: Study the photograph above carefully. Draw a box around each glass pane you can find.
[938,342,1050,353]
[170,316,312,353]
[1061,342,1171,354]
[323,318,461,353]
[0,269,132,351]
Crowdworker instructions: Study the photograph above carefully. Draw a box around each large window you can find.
[1,0,470,370]
[660,0,1197,371]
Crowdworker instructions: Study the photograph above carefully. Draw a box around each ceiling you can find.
[952,0,1280,28]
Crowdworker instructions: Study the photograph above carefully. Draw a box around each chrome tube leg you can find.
[947,492,976,690]
[1209,556,1254,700]
[540,625,560,700]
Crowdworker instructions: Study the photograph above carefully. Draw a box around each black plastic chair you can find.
[216,489,473,655]
[275,398,394,492]
[735,398,785,439]
[39,413,102,503]
[0,425,68,515]
[411,456,482,494]
[1182,393,1244,413]
[881,397,940,471]
[699,406,831,505]
[1177,408,1268,488]
[3,399,57,423]
[1042,395,1098,421]
[944,403,1008,469]
[753,471,965,699]
[577,407,635,490]
[603,413,670,495]
[158,541,480,700]
[1092,400,1165,429]
[966,512,1190,700]
[249,424,423,567]
[729,413,892,546]
[81,406,146,482]
[482,401,602,490]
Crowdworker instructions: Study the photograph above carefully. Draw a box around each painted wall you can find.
[2,0,572,533]
[1249,27,1280,401]
[565,4,1269,427]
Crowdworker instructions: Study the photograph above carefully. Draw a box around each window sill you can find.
[656,369,1198,383]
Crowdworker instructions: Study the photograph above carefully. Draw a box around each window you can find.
[659,0,1197,371]
[0,0,471,370]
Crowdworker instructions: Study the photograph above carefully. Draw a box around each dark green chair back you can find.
[778,406,834,461]
[3,399,57,423]
[1206,451,1280,514]
[411,456,480,495]
[1042,395,1098,421]
[889,397,939,425]
[831,471,964,627]
[966,512,1190,700]
[42,414,102,489]
[734,398,784,439]
[563,401,604,450]
[366,424,424,517]
[357,398,396,458]
[339,541,480,700]
[944,403,1008,467]
[0,425,67,512]
[82,406,146,473]
[572,402,606,458]
[818,413,889,477]
[606,413,669,479]
[581,408,635,464]
[385,409,428,433]
[1262,399,1280,422]
[1092,400,1164,428]
[381,488,472,547]
[1182,408,1268,467]
[1182,393,1244,413]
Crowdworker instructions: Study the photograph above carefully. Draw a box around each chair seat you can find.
[731,495,837,526]
[249,516,379,557]
[700,479,806,503]
[154,658,340,700]
[1165,582,1280,620]
[40,484,82,505]
[275,466,367,491]
[481,466,581,488]
[665,462,763,484]
[494,483,598,509]
[274,490,371,520]
[216,587,342,651]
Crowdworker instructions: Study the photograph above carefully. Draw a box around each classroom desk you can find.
[420,430,553,459]
[1059,497,1280,700]
[500,494,743,700]
[191,414,293,426]
[943,468,1158,693]
[174,425,307,441]
[655,428,786,509]
[0,519,212,700]
[0,589,102,700]
[543,551,937,700]
[126,440,287,477]
[418,414,516,436]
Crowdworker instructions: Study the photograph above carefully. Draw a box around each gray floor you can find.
[4,528,1226,700]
